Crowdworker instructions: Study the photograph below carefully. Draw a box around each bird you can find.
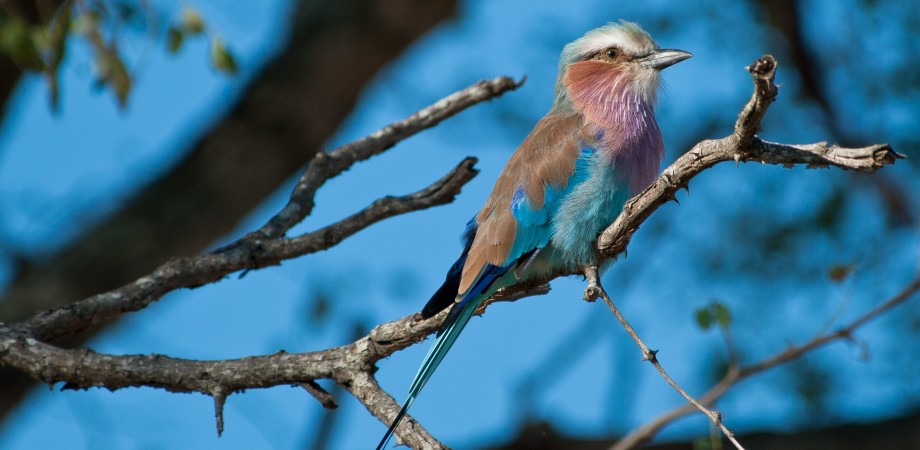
[377,21,690,449]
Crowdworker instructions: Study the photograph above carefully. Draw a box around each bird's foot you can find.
[583,265,602,302]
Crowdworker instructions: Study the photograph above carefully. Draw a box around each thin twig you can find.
[585,271,745,450]
[612,277,920,450]
[20,157,477,341]
[255,76,524,239]
[14,78,521,342]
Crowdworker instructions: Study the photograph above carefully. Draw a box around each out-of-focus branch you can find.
[756,0,918,229]
[256,76,523,239]
[611,276,920,450]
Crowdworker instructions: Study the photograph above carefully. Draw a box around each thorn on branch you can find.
[213,388,227,437]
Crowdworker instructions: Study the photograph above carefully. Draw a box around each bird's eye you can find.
[605,48,618,59]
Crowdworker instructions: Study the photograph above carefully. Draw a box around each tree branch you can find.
[0,308,448,407]
[595,56,902,259]
[0,55,904,449]
[0,305,450,445]
[256,76,523,239]
[17,76,522,342]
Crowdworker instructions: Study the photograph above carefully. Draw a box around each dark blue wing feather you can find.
[421,219,477,319]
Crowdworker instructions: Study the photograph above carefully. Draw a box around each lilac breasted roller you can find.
[377,21,690,448]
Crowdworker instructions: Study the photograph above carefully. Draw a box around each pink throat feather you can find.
[563,60,665,194]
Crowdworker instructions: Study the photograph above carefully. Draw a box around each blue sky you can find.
[0,0,918,449]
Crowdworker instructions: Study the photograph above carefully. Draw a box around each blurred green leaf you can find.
[44,3,73,111]
[0,1,225,110]
[78,6,133,109]
[107,54,132,108]
[87,37,131,108]
[181,7,206,34]
[166,26,184,54]
[712,302,732,329]
[46,8,71,67]
[695,301,732,331]
[210,38,237,74]
[29,27,49,52]
[695,307,713,330]
[73,10,101,36]
[0,17,43,70]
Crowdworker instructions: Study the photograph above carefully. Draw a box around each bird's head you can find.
[552,21,691,113]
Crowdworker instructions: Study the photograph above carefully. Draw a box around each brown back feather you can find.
[458,113,589,294]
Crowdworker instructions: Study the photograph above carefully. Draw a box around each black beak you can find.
[638,49,693,70]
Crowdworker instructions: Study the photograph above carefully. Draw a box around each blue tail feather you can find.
[376,262,510,449]
[375,290,484,450]
[376,220,516,449]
